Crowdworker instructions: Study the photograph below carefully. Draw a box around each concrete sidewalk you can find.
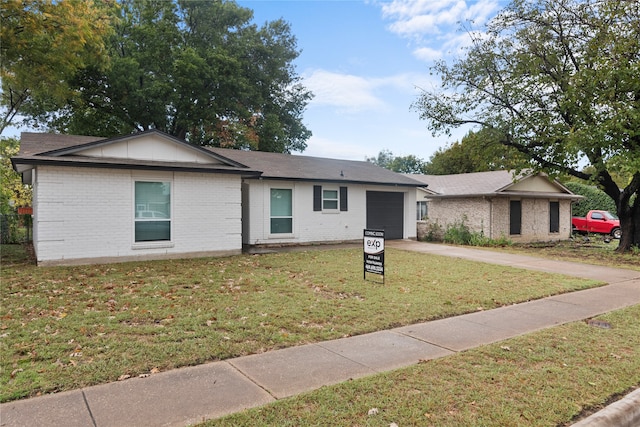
[2,241,639,427]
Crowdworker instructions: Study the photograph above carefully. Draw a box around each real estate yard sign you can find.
[364,229,384,282]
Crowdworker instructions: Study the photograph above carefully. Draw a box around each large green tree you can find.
[413,0,640,251]
[1,138,31,213]
[366,149,428,173]
[29,0,312,153]
[0,0,112,134]
[424,128,530,175]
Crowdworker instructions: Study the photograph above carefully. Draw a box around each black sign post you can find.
[363,229,385,283]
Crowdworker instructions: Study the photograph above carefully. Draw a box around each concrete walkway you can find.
[2,241,639,427]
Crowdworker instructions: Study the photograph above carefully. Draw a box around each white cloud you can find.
[379,0,502,62]
[464,0,500,26]
[381,0,462,21]
[303,70,431,112]
[303,70,385,112]
[301,135,372,161]
[413,46,442,62]
[382,0,499,34]
[387,14,439,36]
[382,0,467,35]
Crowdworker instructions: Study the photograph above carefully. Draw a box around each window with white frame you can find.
[270,188,293,234]
[322,189,339,210]
[313,185,348,212]
[416,201,427,220]
[134,181,171,242]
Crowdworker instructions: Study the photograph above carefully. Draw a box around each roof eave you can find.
[248,175,425,187]
[35,130,250,169]
[425,191,584,200]
[11,156,262,178]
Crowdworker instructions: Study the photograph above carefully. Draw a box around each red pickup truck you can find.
[572,210,621,239]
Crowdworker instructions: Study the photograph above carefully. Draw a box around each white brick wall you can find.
[33,166,242,265]
[243,180,416,245]
[172,172,241,252]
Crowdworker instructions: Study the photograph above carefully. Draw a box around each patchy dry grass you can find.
[207,305,640,427]
[502,238,640,271]
[1,244,601,402]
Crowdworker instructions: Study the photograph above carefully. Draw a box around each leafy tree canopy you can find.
[1,138,32,214]
[424,128,530,175]
[565,182,617,218]
[21,0,313,153]
[366,149,428,174]
[0,0,113,134]
[413,0,640,251]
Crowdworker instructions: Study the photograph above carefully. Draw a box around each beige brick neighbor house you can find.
[409,171,583,243]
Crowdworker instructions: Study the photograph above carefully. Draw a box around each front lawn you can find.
[208,304,640,426]
[0,244,601,402]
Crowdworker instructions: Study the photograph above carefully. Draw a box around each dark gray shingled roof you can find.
[18,132,104,156]
[409,170,523,195]
[13,131,424,187]
[207,147,424,186]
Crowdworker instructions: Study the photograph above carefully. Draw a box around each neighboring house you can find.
[409,171,583,243]
[12,130,422,265]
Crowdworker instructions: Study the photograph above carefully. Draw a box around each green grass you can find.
[0,244,602,402]
[207,305,640,426]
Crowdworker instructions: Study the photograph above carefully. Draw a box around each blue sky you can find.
[239,0,506,161]
[4,0,507,162]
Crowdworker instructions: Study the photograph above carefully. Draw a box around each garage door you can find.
[366,191,404,239]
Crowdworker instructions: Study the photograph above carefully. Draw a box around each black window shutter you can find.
[340,187,348,211]
[313,185,322,211]
[510,200,522,235]
[549,201,559,233]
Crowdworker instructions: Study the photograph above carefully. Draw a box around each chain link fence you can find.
[1,213,33,244]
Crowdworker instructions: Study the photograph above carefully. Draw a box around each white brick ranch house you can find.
[12,130,423,265]
[204,147,421,248]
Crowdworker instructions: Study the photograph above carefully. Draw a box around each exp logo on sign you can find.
[364,236,384,254]
[364,229,384,254]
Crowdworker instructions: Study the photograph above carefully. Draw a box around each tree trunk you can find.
[600,173,639,253]
[614,188,639,253]
[617,210,635,252]
[628,196,640,250]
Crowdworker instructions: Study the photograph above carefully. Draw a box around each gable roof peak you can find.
[408,169,577,197]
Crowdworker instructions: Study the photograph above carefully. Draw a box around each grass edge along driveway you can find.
[1,245,604,402]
